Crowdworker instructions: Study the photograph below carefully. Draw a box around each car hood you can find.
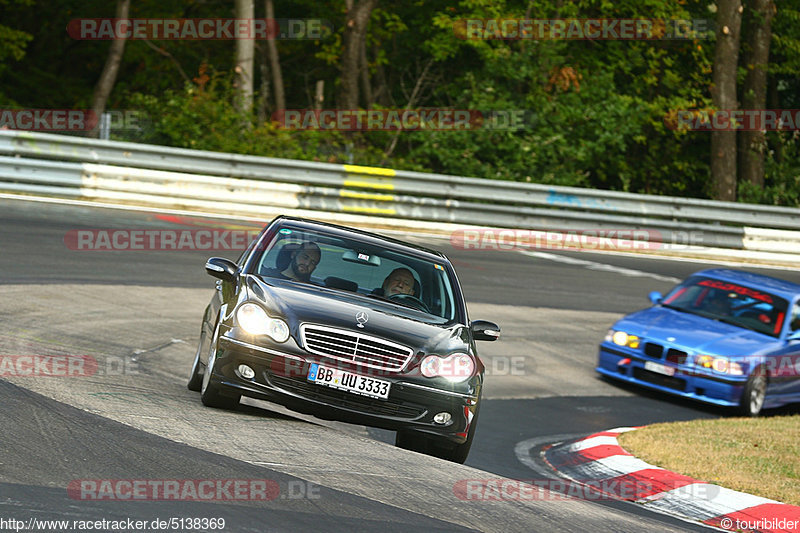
[613,306,778,356]
[245,275,469,355]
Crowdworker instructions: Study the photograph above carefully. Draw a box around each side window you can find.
[791,303,800,331]
[237,235,260,265]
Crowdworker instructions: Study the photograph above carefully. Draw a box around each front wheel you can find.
[432,404,480,464]
[187,328,206,392]
[200,331,241,410]
[737,366,767,417]
[395,403,480,464]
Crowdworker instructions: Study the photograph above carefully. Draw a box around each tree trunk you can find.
[234,0,255,116]
[359,34,373,108]
[710,0,743,201]
[339,0,376,109]
[88,0,130,138]
[372,42,392,106]
[265,0,285,112]
[257,42,270,125]
[738,0,775,190]
[314,80,325,110]
[768,75,782,162]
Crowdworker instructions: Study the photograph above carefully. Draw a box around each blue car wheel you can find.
[738,366,767,417]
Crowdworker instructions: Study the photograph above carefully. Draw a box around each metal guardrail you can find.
[1,130,799,253]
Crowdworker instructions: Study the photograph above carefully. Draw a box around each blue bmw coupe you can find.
[597,269,800,416]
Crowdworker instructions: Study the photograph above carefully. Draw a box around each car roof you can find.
[690,268,800,300]
[271,216,450,264]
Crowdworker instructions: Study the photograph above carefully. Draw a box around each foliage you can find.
[127,69,384,164]
[0,0,798,203]
[739,131,800,206]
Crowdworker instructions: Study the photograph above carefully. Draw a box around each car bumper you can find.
[210,334,480,444]
[596,343,747,408]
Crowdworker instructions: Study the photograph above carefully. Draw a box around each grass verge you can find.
[617,416,800,506]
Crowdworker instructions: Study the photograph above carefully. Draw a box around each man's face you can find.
[291,247,320,280]
[384,270,414,296]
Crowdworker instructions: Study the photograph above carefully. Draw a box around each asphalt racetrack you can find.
[2,197,799,532]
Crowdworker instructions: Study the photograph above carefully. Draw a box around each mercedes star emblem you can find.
[355,311,368,328]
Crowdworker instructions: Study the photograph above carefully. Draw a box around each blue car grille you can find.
[300,324,414,372]
[644,342,663,358]
[665,348,689,365]
[642,342,688,365]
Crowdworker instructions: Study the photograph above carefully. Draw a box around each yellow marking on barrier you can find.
[341,206,397,215]
[343,164,396,177]
[343,179,395,191]
[340,190,394,202]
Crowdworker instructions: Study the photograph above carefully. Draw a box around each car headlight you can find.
[694,355,745,376]
[236,303,290,343]
[606,329,640,349]
[419,353,475,383]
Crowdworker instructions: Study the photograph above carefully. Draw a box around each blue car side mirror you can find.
[648,291,663,304]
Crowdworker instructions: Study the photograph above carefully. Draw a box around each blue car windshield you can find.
[661,277,789,337]
[249,227,459,322]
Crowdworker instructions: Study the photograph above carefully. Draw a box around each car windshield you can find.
[661,276,789,337]
[248,226,459,322]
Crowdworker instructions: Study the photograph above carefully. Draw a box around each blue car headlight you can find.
[605,329,640,349]
[694,355,745,376]
[236,302,290,343]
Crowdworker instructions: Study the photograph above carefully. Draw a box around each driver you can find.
[381,268,415,296]
[281,242,321,282]
[703,290,732,316]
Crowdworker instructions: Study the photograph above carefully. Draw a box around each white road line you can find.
[520,250,682,283]
[568,435,623,452]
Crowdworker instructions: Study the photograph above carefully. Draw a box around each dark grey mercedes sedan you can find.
[188,216,500,463]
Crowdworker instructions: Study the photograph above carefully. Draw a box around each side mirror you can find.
[205,257,238,282]
[648,291,663,305]
[471,320,500,342]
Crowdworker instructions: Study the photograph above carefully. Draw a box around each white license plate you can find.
[307,364,390,400]
[644,361,676,377]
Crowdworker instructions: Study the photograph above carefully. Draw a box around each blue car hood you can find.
[614,306,778,356]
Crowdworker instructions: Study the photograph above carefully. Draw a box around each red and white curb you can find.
[542,427,800,533]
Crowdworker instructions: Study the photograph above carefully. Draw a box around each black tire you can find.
[395,429,428,453]
[395,403,480,464]
[186,329,206,392]
[200,331,241,410]
[432,403,480,464]
[737,365,767,417]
